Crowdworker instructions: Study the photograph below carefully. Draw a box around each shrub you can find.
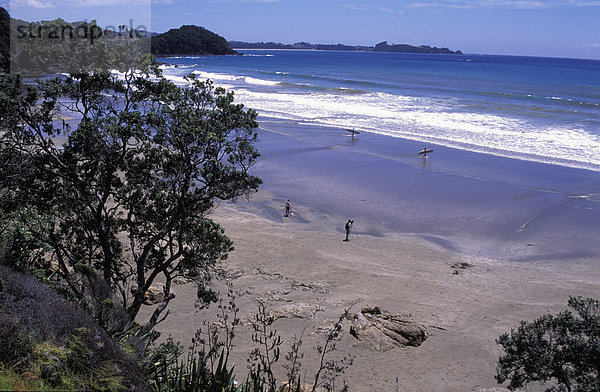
[496,296,600,392]
[0,265,149,391]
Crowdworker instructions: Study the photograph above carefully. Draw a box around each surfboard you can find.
[418,149,434,155]
[345,129,360,134]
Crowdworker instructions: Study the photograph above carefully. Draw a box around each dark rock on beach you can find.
[348,305,428,351]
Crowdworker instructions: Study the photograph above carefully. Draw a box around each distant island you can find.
[229,40,462,55]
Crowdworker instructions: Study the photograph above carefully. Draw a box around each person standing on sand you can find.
[344,219,353,242]
[285,200,291,217]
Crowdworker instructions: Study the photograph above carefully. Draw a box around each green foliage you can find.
[248,303,282,392]
[0,7,8,73]
[147,336,185,372]
[0,66,261,331]
[0,366,48,391]
[147,284,242,392]
[32,340,78,389]
[0,334,128,391]
[0,333,129,391]
[0,265,148,391]
[150,25,237,56]
[496,296,600,392]
[0,206,52,280]
[139,289,354,392]
[5,10,152,75]
[150,348,236,392]
[147,331,234,391]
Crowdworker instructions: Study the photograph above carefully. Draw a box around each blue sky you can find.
[5,0,600,59]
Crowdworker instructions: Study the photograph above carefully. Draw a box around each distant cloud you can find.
[408,0,600,8]
[30,0,55,7]
[10,0,173,10]
[11,0,56,8]
[572,42,600,49]
[344,3,403,14]
[67,0,150,4]
[208,0,279,2]
[19,0,175,6]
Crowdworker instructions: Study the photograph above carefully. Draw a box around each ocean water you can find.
[155,51,600,260]
[158,50,600,172]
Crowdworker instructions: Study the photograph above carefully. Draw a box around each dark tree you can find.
[496,296,600,392]
[0,67,261,332]
[150,25,237,56]
[0,7,9,73]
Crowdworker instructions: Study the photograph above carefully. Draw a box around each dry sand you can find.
[138,197,599,392]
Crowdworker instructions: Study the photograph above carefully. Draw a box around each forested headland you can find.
[150,25,237,56]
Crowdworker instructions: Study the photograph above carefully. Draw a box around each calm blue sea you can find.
[159,50,600,172]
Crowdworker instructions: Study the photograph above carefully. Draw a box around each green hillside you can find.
[151,25,237,56]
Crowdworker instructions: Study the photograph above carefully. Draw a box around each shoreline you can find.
[247,117,600,262]
[158,52,600,175]
[258,117,600,174]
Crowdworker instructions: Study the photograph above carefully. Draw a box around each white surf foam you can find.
[164,67,600,172]
[244,77,279,86]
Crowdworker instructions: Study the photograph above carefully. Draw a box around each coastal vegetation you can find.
[150,25,237,56]
[2,11,152,74]
[0,8,8,73]
[496,296,600,392]
[0,21,353,389]
[0,265,147,391]
[0,8,236,74]
[0,65,261,331]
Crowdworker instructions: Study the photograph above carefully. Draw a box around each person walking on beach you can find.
[285,200,291,217]
[344,219,353,242]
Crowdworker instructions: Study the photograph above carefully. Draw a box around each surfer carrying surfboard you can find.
[418,147,433,157]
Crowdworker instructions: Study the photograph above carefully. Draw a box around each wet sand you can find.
[138,119,600,391]
[248,119,600,261]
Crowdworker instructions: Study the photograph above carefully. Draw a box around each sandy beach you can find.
[139,197,598,391]
[138,119,600,391]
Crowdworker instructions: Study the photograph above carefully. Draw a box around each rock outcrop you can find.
[348,305,428,351]
[268,301,325,320]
